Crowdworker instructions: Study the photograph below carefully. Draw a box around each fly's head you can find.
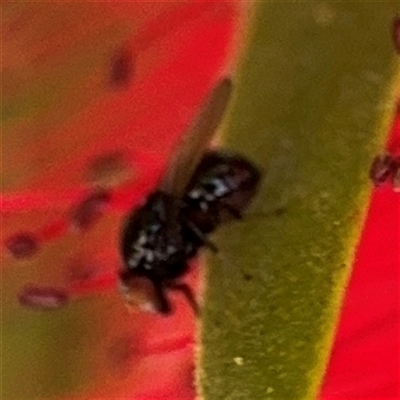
[118,271,159,313]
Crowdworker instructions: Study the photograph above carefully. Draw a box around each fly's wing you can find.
[159,77,233,196]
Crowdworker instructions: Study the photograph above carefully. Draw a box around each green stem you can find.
[198,3,399,400]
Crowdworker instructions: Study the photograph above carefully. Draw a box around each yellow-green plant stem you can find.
[198,3,399,400]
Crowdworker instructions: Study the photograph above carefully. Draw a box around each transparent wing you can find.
[159,77,233,196]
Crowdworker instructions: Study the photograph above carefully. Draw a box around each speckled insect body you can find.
[120,153,260,315]
[121,192,193,280]
[183,151,261,234]
[119,78,261,315]
[120,192,196,314]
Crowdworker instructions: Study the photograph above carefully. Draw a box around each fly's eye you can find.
[118,272,158,313]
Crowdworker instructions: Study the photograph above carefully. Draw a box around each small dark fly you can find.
[369,153,400,190]
[119,78,261,315]
[369,154,395,185]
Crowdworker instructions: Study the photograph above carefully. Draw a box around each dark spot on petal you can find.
[109,48,133,88]
[85,151,132,187]
[106,335,135,372]
[70,189,111,231]
[66,259,96,283]
[5,232,39,259]
[369,154,394,186]
[392,15,400,54]
[18,285,69,310]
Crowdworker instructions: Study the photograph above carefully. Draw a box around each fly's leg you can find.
[167,281,200,316]
[152,280,173,315]
[220,202,243,219]
[183,219,219,253]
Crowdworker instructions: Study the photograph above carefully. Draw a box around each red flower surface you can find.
[320,113,399,400]
[2,3,398,399]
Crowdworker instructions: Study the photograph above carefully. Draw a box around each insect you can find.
[369,153,400,190]
[119,78,261,315]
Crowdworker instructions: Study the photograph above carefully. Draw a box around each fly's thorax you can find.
[123,223,190,279]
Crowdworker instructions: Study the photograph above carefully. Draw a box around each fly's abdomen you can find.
[184,151,261,228]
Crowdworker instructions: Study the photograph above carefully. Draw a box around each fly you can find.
[119,78,261,315]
